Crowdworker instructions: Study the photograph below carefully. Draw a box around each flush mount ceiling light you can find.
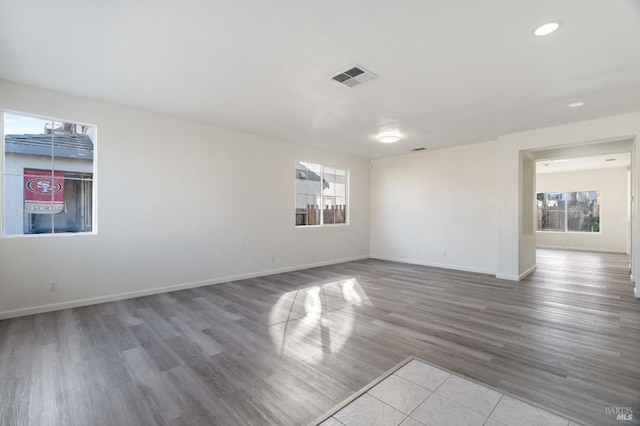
[534,21,560,36]
[568,101,585,108]
[377,132,401,143]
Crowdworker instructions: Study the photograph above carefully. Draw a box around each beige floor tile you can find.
[401,417,426,426]
[334,393,407,426]
[435,375,502,416]
[489,395,569,426]
[411,393,487,426]
[319,417,344,426]
[395,360,451,392]
[368,374,432,414]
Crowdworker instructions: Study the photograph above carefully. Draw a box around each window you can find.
[537,191,599,233]
[3,112,96,236]
[295,161,347,226]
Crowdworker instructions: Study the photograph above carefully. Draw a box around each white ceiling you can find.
[1,1,640,159]
[536,152,631,174]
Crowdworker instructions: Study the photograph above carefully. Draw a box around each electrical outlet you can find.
[48,282,58,292]
[270,256,275,264]
[442,251,447,258]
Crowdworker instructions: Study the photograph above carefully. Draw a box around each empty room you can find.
[1,1,639,425]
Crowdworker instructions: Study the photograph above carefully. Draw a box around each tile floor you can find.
[317,358,584,426]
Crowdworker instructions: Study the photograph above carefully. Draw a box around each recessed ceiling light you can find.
[378,132,401,143]
[568,102,584,108]
[534,21,560,37]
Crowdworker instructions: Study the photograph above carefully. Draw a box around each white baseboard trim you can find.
[370,254,496,276]
[0,255,369,320]
[536,245,627,254]
[519,264,537,280]
[495,274,518,281]
[495,264,537,281]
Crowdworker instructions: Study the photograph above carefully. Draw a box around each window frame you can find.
[536,190,600,234]
[2,110,98,238]
[295,161,349,228]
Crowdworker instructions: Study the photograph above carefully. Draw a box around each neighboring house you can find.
[4,131,94,235]
[295,161,327,207]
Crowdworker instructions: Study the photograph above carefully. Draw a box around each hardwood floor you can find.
[0,249,638,425]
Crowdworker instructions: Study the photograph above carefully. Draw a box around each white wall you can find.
[536,167,629,253]
[370,140,497,275]
[0,80,370,318]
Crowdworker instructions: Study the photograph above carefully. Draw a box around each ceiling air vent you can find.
[331,65,377,88]
[411,147,427,152]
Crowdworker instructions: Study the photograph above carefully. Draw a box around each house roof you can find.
[5,134,94,160]
[296,162,329,189]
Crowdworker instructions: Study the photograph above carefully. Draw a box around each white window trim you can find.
[295,161,350,228]
[536,190,600,234]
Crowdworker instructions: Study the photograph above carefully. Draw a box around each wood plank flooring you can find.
[0,249,638,425]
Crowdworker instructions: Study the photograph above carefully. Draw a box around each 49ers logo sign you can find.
[24,170,65,214]
[25,178,63,195]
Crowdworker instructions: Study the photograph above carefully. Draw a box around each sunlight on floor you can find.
[268,278,371,363]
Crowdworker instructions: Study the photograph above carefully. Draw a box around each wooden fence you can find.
[537,207,598,232]
[537,207,565,231]
[296,204,346,226]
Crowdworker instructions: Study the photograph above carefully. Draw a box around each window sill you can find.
[536,231,601,234]
[295,224,350,229]
[2,231,98,239]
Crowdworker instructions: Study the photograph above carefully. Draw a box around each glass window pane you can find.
[4,112,96,236]
[47,177,93,233]
[52,122,95,170]
[296,162,322,226]
[308,195,320,225]
[4,173,58,235]
[295,162,321,194]
[537,192,565,231]
[323,167,336,197]
[4,113,51,136]
[323,196,335,225]
[296,194,319,226]
[335,196,346,224]
[567,191,599,232]
[4,113,54,177]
